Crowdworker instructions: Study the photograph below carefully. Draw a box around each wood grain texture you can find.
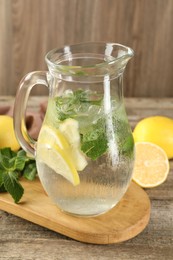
[0,0,173,97]
[0,97,173,259]
[0,179,151,245]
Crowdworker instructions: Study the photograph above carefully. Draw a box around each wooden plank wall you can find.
[0,0,173,97]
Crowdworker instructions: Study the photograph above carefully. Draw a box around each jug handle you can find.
[13,71,48,156]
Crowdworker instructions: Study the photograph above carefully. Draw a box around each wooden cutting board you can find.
[0,178,150,244]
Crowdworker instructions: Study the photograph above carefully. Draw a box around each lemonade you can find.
[36,89,134,216]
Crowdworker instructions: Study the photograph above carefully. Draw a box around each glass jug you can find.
[14,42,135,217]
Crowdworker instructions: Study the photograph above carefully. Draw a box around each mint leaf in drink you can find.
[3,172,24,203]
[81,132,107,160]
[55,89,102,121]
[121,134,134,158]
[0,147,37,203]
[81,119,108,160]
[113,117,134,158]
[54,89,106,160]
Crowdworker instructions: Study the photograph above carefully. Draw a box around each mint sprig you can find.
[2,172,24,203]
[54,89,134,161]
[0,147,37,203]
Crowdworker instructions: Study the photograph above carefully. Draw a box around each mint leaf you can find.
[121,134,134,158]
[0,170,6,192]
[55,89,102,121]
[23,161,37,181]
[0,148,16,170]
[0,147,15,159]
[81,118,108,160]
[14,150,28,171]
[0,170,4,186]
[0,184,6,192]
[81,132,108,160]
[113,118,134,158]
[54,89,106,160]
[74,70,87,76]
[3,172,24,203]
[0,147,37,202]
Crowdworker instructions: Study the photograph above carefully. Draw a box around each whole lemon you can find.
[0,115,20,151]
[133,116,173,159]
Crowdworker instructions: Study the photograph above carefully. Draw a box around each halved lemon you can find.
[133,116,173,159]
[37,125,80,185]
[132,142,170,188]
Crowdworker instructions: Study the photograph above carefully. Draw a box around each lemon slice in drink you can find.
[132,142,170,188]
[37,125,80,185]
[59,118,88,171]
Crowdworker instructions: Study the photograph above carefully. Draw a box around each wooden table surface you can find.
[0,96,173,260]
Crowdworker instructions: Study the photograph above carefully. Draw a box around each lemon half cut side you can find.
[37,125,80,186]
[132,142,170,188]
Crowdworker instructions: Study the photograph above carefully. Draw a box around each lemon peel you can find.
[133,116,173,159]
[0,115,20,151]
